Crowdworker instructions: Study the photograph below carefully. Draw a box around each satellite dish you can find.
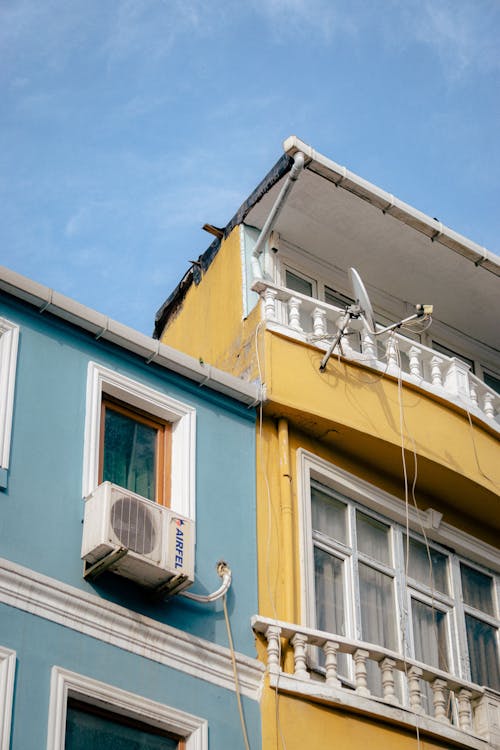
[319,267,432,372]
[349,267,376,334]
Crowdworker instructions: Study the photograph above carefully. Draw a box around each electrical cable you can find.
[223,592,252,750]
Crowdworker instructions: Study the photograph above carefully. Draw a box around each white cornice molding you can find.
[0,646,15,750]
[47,666,208,750]
[0,266,260,407]
[0,558,263,701]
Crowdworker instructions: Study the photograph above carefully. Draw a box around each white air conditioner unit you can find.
[81,482,194,593]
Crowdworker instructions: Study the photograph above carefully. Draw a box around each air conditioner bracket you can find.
[83,546,128,581]
[153,573,189,600]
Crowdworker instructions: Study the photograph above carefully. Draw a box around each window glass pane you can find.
[405,536,449,595]
[465,614,500,690]
[412,599,450,715]
[285,270,313,297]
[461,564,495,615]
[356,512,391,565]
[432,341,474,372]
[325,287,352,309]
[359,563,397,650]
[412,599,449,671]
[103,408,157,502]
[65,705,178,749]
[314,547,345,636]
[484,371,500,394]
[311,486,347,544]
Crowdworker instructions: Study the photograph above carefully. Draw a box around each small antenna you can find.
[319,267,433,371]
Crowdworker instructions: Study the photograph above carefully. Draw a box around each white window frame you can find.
[47,666,207,750]
[0,646,16,750]
[0,318,19,480]
[298,449,500,688]
[82,362,196,519]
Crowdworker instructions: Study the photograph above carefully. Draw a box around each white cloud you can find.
[395,0,500,80]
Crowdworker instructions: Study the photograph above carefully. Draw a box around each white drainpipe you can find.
[251,151,305,280]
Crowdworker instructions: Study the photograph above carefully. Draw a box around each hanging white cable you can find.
[223,592,252,750]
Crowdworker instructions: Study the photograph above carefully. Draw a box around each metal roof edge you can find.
[283,135,500,276]
[0,265,261,408]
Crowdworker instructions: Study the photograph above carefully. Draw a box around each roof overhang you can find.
[155,136,499,352]
[244,136,499,351]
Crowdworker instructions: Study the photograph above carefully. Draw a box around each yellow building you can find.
[154,137,500,749]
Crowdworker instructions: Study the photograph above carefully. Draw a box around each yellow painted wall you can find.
[158,224,498,749]
[160,226,262,380]
[266,331,500,505]
[260,683,455,750]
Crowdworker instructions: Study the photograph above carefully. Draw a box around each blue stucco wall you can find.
[1,603,261,750]
[0,293,261,747]
[0,296,257,654]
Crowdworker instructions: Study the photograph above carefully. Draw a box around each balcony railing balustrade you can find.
[252,279,500,427]
[252,615,500,749]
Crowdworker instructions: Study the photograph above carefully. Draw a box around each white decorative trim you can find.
[0,318,19,471]
[0,646,15,750]
[0,557,264,701]
[47,666,207,750]
[82,362,196,519]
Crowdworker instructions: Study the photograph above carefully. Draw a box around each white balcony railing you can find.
[252,279,500,428]
[252,616,500,749]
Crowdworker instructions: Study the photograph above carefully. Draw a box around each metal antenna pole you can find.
[319,311,352,371]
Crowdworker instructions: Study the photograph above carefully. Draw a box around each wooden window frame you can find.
[99,397,172,507]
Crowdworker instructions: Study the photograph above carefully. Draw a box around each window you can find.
[285,269,315,298]
[483,370,500,395]
[83,363,196,519]
[302,458,500,694]
[461,564,500,691]
[0,318,19,489]
[432,341,475,373]
[48,667,207,750]
[65,699,181,749]
[0,646,16,750]
[100,398,171,505]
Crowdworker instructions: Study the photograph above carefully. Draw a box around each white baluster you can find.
[457,688,472,732]
[312,307,327,338]
[470,382,478,408]
[484,392,495,419]
[380,658,398,704]
[291,633,310,680]
[385,337,399,370]
[432,678,450,723]
[353,649,370,697]
[266,625,281,676]
[408,346,423,379]
[361,329,377,362]
[430,355,444,387]
[288,297,302,331]
[407,666,423,713]
[263,289,278,323]
[323,641,341,687]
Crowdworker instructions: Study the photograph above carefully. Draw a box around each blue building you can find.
[0,266,263,749]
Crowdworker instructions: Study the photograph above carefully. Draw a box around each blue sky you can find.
[1,0,499,335]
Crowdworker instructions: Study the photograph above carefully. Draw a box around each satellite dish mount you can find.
[319,268,432,372]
